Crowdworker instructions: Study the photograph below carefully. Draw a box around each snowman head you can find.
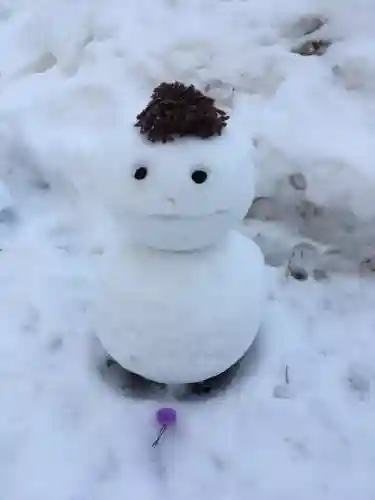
[122,82,255,251]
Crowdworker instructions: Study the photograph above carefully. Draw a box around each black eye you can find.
[191,169,208,184]
[133,165,148,180]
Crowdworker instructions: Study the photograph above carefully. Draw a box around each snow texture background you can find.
[0,0,375,499]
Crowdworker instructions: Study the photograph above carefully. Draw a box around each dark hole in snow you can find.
[191,169,208,184]
[289,266,309,281]
[289,173,307,191]
[133,166,148,180]
[292,39,332,56]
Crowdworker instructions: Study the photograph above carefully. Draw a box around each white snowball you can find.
[95,231,266,383]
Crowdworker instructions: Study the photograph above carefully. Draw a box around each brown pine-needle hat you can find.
[135,81,229,143]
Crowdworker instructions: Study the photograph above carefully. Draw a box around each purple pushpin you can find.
[156,407,177,426]
[152,407,177,448]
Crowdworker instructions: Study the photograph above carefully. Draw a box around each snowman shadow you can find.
[179,327,264,402]
[95,329,264,402]
[97,351,168,401]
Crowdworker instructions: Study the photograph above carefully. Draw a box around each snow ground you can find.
[0,0,375,499]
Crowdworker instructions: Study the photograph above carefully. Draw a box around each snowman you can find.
[95,82,266,390]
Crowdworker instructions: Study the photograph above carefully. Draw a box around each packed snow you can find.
[0,0,375,499]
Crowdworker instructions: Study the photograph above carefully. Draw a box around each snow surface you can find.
[0,0,375,499]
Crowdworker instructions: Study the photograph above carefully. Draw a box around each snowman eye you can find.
[133,164,148,180]
[191,167,209,184]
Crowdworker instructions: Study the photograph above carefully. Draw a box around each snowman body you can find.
[96,230,265,383]
[94,91,267,384]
